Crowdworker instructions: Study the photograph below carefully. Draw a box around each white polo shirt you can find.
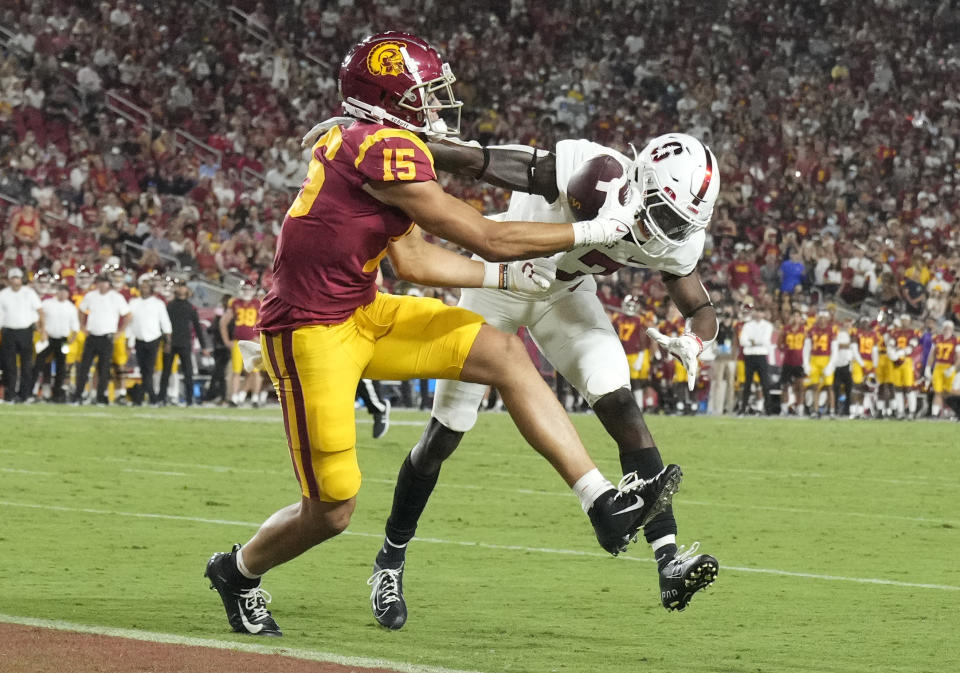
[127,295,172,342]
[79,289,129,336]
[0,285,42,329]
[41,297,80,339]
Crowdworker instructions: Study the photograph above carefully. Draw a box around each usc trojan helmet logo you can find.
[367,42,406,76]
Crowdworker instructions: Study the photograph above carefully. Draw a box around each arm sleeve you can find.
[355,131,436,184]
[428,139,559,200]
[69,306,80,333]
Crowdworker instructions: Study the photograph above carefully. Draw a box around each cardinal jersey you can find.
[613,313,647,355]
[806,325,835,357]
[931,335,958,365]
[780,326,806,367]
[230,298,261,341]
[856,329,878,362]
[259,122,436,331]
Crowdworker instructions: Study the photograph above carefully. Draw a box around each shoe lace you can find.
[238,586,273,621]
[614,470,646,498]
[673,541,701,564]
[367,566,402,607]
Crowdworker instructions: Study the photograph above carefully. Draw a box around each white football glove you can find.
[237,340,264,372]
[646,328,703,391]
[572,177,639,248]
[483,258,557,294]
[803,363,811,376]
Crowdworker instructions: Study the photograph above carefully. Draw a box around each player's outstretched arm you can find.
[427,139,560,201]
[363,179,630,262]
[386,225,555,293]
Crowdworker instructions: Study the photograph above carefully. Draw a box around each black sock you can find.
[655,543,678,571]
[379,454,441,563]
[619,446,678,544]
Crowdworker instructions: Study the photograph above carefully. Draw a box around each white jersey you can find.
[433,139,707,433]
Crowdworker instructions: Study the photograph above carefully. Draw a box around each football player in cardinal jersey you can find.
[204,32,677,638]
[851,317,880,418]
[221,279,265,406]
[778,310,807,416]
[803,310,836,416]
[926,321,958,418]
[362,131,721,629]
[613,295,654,410]
[888,315,921,419]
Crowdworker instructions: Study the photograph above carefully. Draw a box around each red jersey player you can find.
[778,310,806,415]
[804,309,836,415]
[203,31,672,638]
[887,314,920,418]
[222,279,264,406]
[612,294,653,408]
[925,320,957,418]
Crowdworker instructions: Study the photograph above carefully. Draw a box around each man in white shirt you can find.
[738,305,774,415]
[73,273,129,405]
[0,267,44,402]
[127,274,171,405]
[38,282,80,402]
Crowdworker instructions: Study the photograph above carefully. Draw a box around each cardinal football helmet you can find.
[338,31,461,136]
[627,133,719,258]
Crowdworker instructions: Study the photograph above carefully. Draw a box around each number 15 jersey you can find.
[259,121,437,332]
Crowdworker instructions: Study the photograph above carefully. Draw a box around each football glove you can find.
[483,258,557,294]
[647,328,703,391]
[572,177,639,248]
[237,340,264,372]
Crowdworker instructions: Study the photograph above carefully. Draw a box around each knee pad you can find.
[316,449,362,502]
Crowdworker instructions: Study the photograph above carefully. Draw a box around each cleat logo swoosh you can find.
[238,603,264,634]
[612,498,645,516]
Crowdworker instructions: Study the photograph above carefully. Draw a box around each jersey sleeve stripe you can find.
[354,128,435,171]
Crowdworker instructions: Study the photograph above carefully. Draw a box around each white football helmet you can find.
[627,133,719,258]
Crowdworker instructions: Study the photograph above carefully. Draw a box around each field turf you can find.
[0,406,957,672]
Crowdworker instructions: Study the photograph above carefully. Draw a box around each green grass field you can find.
[1,406,957,672]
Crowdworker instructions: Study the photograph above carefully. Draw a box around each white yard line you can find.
[0,499,956,592]
[0,613,484,673]
[2,455,954,527]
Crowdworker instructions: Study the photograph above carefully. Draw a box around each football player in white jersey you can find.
[368,133,721,629]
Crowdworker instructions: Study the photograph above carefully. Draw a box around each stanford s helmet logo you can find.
[367,42,406,77]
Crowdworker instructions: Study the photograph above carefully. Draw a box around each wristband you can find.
[571,220,593,247]
[481,262,508,290]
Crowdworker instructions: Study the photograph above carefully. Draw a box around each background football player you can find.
[926,320,957,418]
[221,279,264,407]
[803,309,836,417]
[364,131,722,630]
[778,310,807,416]
[887,315,920,419]
[851,316,879,418]
[612,294,653,411]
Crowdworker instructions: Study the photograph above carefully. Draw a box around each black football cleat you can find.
[368,561,407,629]
[204,544,282,636]
[372,399,391,439]
[588,465,683,556]
[659,542,719,611]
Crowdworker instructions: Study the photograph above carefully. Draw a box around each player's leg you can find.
[206,323,371,637]
[528,290,715,610]
[364,293,678,548]
[179,345,195,405]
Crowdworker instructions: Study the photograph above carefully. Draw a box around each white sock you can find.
[907,390,917,415]
[573,468,615,513]
[650,534,676,553]
[235,547,261,580]
[895,392,905,415]
[932,404,942,417]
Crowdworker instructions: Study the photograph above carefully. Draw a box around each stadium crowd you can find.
[1,0,959,416]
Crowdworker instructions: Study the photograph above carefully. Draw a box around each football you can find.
[566,154,626,221]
